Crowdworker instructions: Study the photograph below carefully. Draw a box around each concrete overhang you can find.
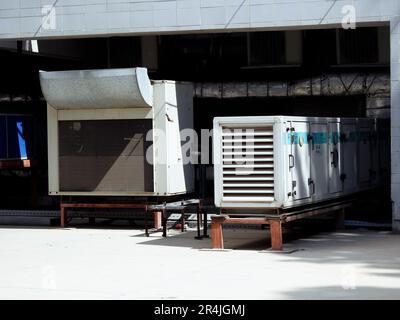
[39,67,153,109]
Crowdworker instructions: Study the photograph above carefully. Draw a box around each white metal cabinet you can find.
[289,121,311,201]
[41,68,195,197]
[214,116,388,210]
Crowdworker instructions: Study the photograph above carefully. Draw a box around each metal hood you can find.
[39,67,153,109]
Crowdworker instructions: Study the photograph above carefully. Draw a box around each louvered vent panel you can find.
[221,126,275,202]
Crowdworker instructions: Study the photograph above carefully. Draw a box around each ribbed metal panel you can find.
[221,126,275,202]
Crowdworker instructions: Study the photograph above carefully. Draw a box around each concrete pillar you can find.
[391,18,400,232]
[378,26,390,65]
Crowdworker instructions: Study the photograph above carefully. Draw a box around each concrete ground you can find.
[0,217,400,299]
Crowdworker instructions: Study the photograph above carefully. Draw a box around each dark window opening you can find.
[108,37,141,68]
[338,28,379,64]
[248,31,286,66]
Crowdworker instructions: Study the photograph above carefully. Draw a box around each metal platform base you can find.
[211,200,353,251]
[0,209,59,217]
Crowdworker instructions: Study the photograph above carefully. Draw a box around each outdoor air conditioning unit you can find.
[213,116,389,209]
[40,68,194,196]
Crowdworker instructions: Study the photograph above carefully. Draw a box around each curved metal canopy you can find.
[39,67,153,109]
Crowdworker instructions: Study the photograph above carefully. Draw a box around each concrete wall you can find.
[0,0,397,40]
[391,19,400,231]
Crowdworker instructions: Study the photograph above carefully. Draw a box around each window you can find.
[337,28,379,64]
[247,31,286,66]
[0,115,33,160]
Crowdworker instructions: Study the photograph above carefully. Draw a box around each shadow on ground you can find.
[281,286,400,300]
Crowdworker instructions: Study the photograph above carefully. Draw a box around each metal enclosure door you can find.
[289,121,311,201]
[286,123,293,199]
[166,105,185,193]
[358,125,372,185]
[341,123,358,192]
[310,123,328,198]
[328,122,343,194]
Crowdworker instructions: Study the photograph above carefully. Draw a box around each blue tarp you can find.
[0,115,32,160]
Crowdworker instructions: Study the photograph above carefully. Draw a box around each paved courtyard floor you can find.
[0,217,399,299]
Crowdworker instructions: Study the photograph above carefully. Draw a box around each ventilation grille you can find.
[221,126,275,202]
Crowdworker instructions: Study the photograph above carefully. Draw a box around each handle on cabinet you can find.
[308,178,315,195]
[289,154,295,168]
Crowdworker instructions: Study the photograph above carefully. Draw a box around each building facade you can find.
[0,0,399,229]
